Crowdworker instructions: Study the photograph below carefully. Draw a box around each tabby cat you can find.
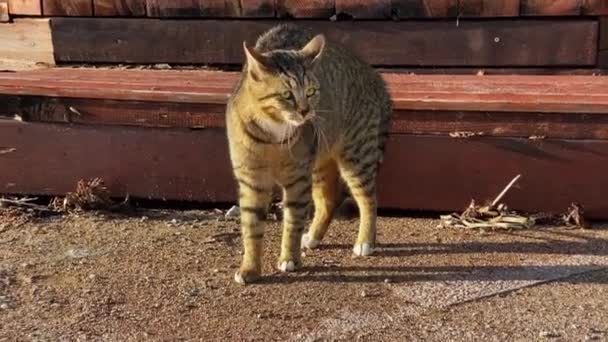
[226,24,392,284]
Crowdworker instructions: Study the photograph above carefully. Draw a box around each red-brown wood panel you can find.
[2,121,608,219]
[336,0,391,18]
[240,0,274,17]
[3,69,608,114]
[48,18,598,67]
[599,17,608,67]
[582,0,608,14]
[276,0,334,18]
[391,0,458,18]
[458,0,520,17]
[42,0,93,15]
[520,0,581,15]
[5,95,608,140]
[146,0,239,17]
[93,0,145,16]
[7,0,42,15]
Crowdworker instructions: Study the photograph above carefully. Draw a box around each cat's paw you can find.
[301,233,320,249]
[353,243,374,256]
[277,259,302,272]
[234,269,260,285]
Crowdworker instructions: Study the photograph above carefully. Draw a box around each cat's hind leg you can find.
[302,158,340,249]
[338,144,380,257]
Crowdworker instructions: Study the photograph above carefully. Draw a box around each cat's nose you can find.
[299,106,311,117]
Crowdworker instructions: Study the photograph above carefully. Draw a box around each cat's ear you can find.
[243,41,268,81]
[300,34,325,66]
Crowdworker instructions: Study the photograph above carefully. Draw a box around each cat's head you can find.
[242,35,325,128]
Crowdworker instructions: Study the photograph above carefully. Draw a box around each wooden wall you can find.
[3,0,608,17]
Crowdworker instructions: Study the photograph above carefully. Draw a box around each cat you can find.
[225,24,392,284]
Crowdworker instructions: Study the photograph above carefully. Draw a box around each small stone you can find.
[539,331,560,338]
[0,303,8,310]
[225,206,240,220]
[213,269,220,273]
[140,216,149,222]
[88,274,96,280]
[171,218,178,225]
[360,290,367,298]
[154,63,172,70]
[384,278,391,284]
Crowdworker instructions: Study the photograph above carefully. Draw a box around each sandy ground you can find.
[1,208,607,341]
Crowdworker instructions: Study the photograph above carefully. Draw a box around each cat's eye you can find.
[281,90,293,99]
[306,88,317,97]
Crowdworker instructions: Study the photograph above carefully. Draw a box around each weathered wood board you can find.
[0,19,54,71]
[7,0,42,15]
[521,0,581,15]
[49,18,598,67]
[93,0,145,16]
[42,0,93,16]
[458,0,520,17]
[2,121,608,219]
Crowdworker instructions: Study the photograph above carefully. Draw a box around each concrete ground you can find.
[1,209,607,341]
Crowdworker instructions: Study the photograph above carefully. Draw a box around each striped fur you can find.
[226,24,392,283]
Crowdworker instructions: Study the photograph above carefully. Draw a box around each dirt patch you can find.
[1,210,607,341]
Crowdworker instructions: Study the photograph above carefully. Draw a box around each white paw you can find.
[301,233,320,249]
[234,272,246,284]
[353,243,373,256]
[278,260,296,272]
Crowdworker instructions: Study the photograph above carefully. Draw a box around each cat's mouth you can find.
[284,111,316,127]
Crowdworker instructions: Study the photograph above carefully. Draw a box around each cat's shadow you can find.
[261,230,608,284]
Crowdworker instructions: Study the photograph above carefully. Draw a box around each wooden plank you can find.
[0,121,235,203]
[2,121,608,219]
[458,0,520,17]
[145,0,239,17]
[93,0,145,16]
[377,135,608,219]
[42,0,93,16]
[0,19,54,71]
[391,0,458,18]
[3,70,608,113]
[7,0,42,15]
[5,95,608,140]
[599,17,608,67]
[335,0,391,18]
[521,0,581,15]
[276,0,334,18]
[0,0,9,22]
[582,0,608,14]
[239,0,274,17]
[49,18,598,67]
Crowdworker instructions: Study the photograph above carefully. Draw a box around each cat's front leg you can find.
[277,166,313,272]
[233,168,273,284]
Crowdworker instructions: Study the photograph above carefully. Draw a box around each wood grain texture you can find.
[3,69,608,114]
[146,0,240,17]
[7,0,42,15]
[0,0,9,22]
[93,0,145,16]
[599,17,608,67]
[2,121,608,219]
[582,0,608,14]
[0,121,236,203]
[391,0,458,18]
[49,18,598,67]
[276,0,334,18]
[336,0,391,18]
[42,0,93,15]
[5,94,608,140]
[239,0,274,17]
[521,0,581,15]
[0,19,54,71]
[458,0,520,17]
